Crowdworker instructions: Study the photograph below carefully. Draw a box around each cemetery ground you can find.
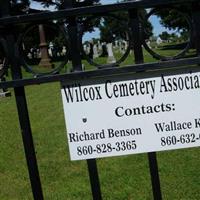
[0,49,200,200]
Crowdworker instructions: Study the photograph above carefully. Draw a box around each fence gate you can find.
[0,0,200,199]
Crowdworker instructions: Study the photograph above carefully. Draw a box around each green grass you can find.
[0,49,199,199]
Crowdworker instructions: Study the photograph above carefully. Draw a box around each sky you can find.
[30,0,174,38]
[100,0,117,4]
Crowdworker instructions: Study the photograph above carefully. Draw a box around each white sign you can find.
[61,70,200,160]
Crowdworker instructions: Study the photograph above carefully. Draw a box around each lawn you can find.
[0,48,199,200]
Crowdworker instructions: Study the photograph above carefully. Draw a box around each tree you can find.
[99,12,129,43]
[98,9,153,43]
[154,4,193,47]
[156,5,192,31]
[159,31,170,41]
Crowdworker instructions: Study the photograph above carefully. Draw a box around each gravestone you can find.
[97,40,102,53]
[119,41,125,54]
[85,44,90,55]
[114,40,119,50]
[0,61,11,98]
[38,25,52,68]
[48,42,53,57]
[62,46,67,56]
[0,77,11,98]
[124,41,128,51]
[106,43,116,64]
[93,44,99,59]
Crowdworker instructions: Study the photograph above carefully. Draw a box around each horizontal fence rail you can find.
[0,56,200,89]
[0,0,199,24]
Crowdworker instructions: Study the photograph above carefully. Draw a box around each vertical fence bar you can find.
[192,2,200,56]
[129,9,162,200]
[0,1,44,198]
[148,152,162,200]
[68,18,83,72]
[129,9,144,64]
[68,18,102,200]
[6,33,44,200]
[87,159,102,200]
[66,1,102,198]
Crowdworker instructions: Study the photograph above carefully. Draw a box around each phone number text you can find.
[77,140,137,156]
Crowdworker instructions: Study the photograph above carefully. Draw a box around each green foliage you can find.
[155,5,192,31]
[159,31,171,41]
[99,13,129,43]
[180,30,190,41]
[159,31,188,43]
[99,9,153,43]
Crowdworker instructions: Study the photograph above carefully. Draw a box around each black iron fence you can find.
[0,0,200,199]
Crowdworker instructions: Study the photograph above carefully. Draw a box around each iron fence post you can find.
[87,159,102,200]
[0,1,44,199]
[66,1,102,198]
[129,8,162,200]
[129,9,144,64]
[6,32,44,200]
